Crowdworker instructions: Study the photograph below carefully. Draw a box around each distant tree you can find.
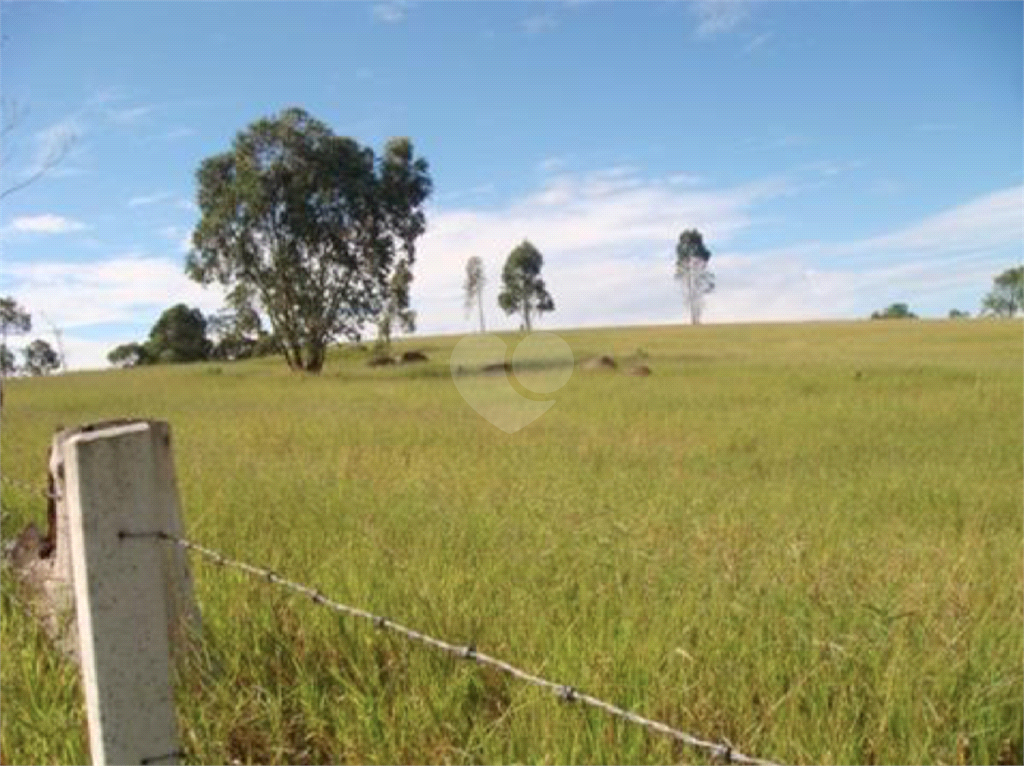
[376,259,417,351]
[497,240,555,332]
[187,108,432,373]
[948,309,970,319]
[22,339,60,376]
[0,344,16,376]
[674,229,715,325]
[145,304,212,363]
[871,303,917,320]
[981,266,1023,318]
[463,256,486,332]
[1,296,32,392]
[107,342,152,369]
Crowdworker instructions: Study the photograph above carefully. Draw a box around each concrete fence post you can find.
[59,420,199,766]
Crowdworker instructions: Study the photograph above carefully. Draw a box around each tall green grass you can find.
[2,320,1021,764]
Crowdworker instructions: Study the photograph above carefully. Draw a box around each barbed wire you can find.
[0,473,61,502]
[120,529,781,766]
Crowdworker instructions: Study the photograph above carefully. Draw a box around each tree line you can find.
[871,266,1022,321]
[3,105,1010,375]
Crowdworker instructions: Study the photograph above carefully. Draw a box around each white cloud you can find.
[7,214,87,234]
[409,171,1022,335]
[128,192,173,208]
[691,0,749,38]
[705,186,1024,321]
[410,167,791,333]
[372,1,410,23]
[2,255,226,334]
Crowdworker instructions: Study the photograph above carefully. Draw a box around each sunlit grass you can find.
[2,319,1021,764]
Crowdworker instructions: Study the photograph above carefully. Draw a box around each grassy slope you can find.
[1,320,1021,765]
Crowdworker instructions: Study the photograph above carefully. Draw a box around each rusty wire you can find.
[120,529,781,766]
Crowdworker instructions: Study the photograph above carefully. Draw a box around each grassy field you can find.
[1,319,1021,765]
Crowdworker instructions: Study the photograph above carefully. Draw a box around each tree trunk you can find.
[477,294,485,333]
[686,264,697,325]
[303,343,325,373]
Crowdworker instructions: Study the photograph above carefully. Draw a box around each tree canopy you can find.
[674,229,714,325]
[981,266,1023,318]
[497,241,554,332]
[147,304,213,363]
[187,108,432,372]
[0,296,31,341]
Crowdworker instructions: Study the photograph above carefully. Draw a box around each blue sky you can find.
[1,1,1021,369]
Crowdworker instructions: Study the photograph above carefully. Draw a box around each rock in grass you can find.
[625,365,651,377]
[583,355,617,370]
[401,351,429,364]
[366,356,396,367]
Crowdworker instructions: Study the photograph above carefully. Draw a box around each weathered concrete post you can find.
[60,420,199,766]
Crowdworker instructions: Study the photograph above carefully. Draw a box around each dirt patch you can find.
[625,365,652,377]
[481,361,512,374]
[400,351,429,364]
[583,355,617,371]
[366,356,396,367]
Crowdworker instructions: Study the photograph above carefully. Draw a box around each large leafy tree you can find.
[22,339,59,376]
[674,229,714,325]
[497,240,554,332]
[464,256,486,332]
[145,304,212,363]
[187,108,432,373]
[981,266,1023,318]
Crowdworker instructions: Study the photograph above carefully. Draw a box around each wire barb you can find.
[126,528,781,766]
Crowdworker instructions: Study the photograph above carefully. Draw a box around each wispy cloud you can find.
[691,0,749,38]
[106,105,157,124]
[372,1,410,23]
[410,166,791,333]
[523,13,558,34]
[745,31,773,53]
[6,214,87,234]
[128,192,173,208]
[147,126,196,142]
